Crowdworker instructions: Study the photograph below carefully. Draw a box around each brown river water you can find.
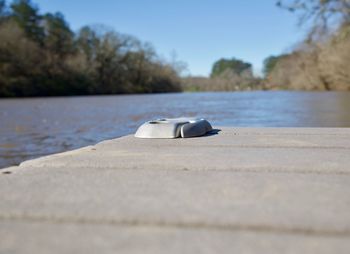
[1,91,350,169]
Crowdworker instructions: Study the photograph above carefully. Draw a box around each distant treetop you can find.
[210,57,252,78]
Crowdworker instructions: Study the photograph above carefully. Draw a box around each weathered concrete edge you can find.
[3,127,350,172]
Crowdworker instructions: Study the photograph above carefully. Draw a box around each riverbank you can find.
[1,127,350,253]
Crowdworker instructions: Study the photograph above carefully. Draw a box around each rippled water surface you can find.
[1,91,350,169]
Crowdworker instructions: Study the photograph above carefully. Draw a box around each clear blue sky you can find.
[34,0,306,76]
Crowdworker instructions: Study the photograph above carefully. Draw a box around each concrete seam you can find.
[10,166,350,176]
[0,213,349,238]
[117,145,350,150]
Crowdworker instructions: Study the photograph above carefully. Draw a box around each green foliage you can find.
[0,0,9,23]
[182,56,260,92]
[0,1,181,97]
[263,55,286,77]
[10,0,44,43]
[76,26,99,63]
[43,12,74,56]
[0,0,6,16]
[210,58,252,78]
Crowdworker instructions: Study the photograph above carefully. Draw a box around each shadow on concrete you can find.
[203,129,222,137]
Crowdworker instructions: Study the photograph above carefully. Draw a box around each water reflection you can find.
[1,91,350,168]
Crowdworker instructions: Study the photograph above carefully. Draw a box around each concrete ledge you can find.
[1,127,350,253]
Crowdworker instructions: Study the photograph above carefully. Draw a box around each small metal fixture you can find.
[135,117,213,138]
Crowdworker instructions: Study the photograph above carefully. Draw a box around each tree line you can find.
[265,0,350,90]
[2,0,348,96]
[0,0,181,97]
[182,57,262,91]
[183,0,350,91]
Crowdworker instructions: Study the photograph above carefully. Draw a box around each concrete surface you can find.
[1,127,350,253]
